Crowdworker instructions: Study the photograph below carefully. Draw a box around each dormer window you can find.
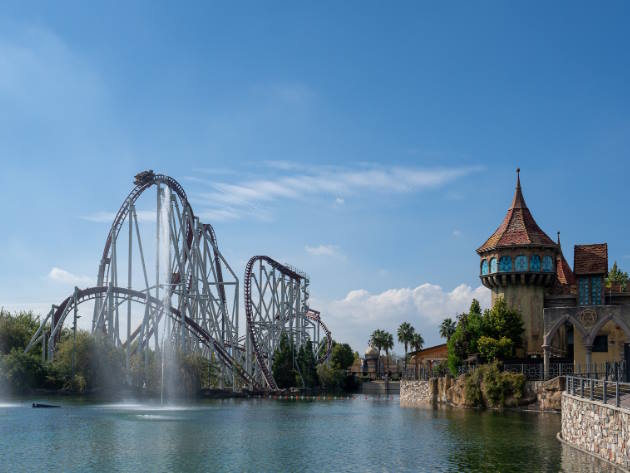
[578,276,603,306]
[578,277,589,305]
[591,276,602,305]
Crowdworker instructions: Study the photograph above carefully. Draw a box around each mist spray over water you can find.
[158,186,176,405]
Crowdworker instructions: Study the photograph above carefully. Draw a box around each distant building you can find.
[478,169,630,377]
[409,343,448,371]
[361,346,402,379]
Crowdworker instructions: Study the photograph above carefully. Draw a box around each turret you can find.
[477,169,559,356]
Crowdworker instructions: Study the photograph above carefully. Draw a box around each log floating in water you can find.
[32,403,60,408]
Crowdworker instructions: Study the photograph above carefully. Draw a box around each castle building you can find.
[477,170,630,378]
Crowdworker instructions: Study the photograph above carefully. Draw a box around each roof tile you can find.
[574,244,608,275]
[477,171,556,253]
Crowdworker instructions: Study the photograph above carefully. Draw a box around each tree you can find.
[447,298,524,375]
[397,322,415,372]
[272,332,297,389]
[382,331,394,376]
[410,333,424,377]
[331,343,354,371]
[606,261,629,293]
[439,318,457,341]
[369,330,385,376]
[0,310,41,355]
[296,341,319,388]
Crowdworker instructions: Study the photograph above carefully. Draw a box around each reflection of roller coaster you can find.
[25,170,330,391]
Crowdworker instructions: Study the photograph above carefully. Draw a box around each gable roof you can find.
[477,170,556,253]
[574,243,608,275]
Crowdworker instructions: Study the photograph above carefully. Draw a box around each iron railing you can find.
[566,374,630,408]
[454,361,627,381]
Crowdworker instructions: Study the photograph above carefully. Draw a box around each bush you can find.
[464,369,483,407]
[0,349,46,394]
[463,363,526,408]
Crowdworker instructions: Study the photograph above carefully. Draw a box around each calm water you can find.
[0,396,619,472]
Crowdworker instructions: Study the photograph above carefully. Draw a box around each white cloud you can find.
[312,283,491,353]
[47,267,93,286]
[305,244,344,258]
[334,197,345,206]
[191,164,482,221]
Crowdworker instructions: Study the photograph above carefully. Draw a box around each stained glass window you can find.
[499,256,512,272]
[530,255,541,272]
[542,255,553,272]
[490,258,498,273]
[578,277,590,305]
[591,277,602,305]
[515,255,528,271]
[481,260,489,275]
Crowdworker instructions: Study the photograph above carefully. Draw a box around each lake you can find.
[0,396,618,472]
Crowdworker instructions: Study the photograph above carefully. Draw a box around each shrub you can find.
[463,363,526,408]
[464,369,483,407]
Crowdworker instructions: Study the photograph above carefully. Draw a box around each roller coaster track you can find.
[244,256,331,391]
[27,170,331,393]
[306,309,333,363]
[48,286,259,389]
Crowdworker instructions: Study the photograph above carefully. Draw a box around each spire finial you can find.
[516,168,521,188]
[557,231,561,246]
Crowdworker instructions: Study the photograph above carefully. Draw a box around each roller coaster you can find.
[25,170,331,391]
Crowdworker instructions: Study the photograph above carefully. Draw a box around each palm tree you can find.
[440,318,457,341]
[382,331,394,377]
[369,329,385,376]
[397,322,415,373]
[410,333,424,378]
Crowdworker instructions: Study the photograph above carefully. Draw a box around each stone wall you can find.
[399,380,436,407]
[401,375,562,410]
[561,392,630,469]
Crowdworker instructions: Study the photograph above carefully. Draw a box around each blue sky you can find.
[1,1,629,352]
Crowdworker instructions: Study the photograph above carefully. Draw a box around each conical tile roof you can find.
[477,169,556,253]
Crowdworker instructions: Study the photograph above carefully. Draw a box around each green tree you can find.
[369,329,385,376]
[271,332,297,389]
[447,299,484,376]
[397,322,415,372]
[331,343,354,371]
[410,332,424,377]
[439,318,457,341]
[606,261,629,292]
[296,341,319,388]
[0,310,41,355]
[447,298,524,375]
[0,349,46,394]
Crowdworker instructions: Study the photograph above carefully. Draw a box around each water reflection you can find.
[0,398,626,472]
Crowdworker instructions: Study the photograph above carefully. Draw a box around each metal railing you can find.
[566,374,630,408]
[463,361,626,381]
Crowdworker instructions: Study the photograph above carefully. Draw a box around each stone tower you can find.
[477,169,559,357]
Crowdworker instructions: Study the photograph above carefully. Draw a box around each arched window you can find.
[515,255,528,271]
[499,256,512,272]
[542,255,553,272]
[530,255,541,272]
[481,259,489,275]
[490,257,498,273]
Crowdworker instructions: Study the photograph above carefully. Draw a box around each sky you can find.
[1,1,629,354]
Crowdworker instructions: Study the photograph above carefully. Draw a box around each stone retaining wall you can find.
[561,392,630,469]
[400,380,436,407]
